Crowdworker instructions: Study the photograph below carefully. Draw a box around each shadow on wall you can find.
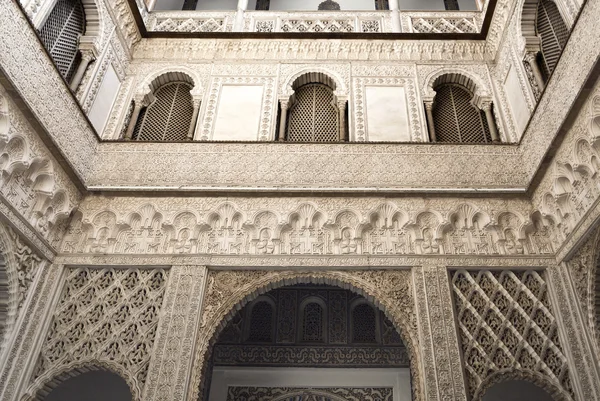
[482,380,554,401]
[44,371,132,401]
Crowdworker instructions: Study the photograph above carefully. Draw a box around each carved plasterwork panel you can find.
[32,267,169,397]
[227,387,394,401]
[352,77,424,142]
[452,269,573,399]
[0,86,81,246]
[200,76,276,141]
[61,198,557,258]
[189,269,420,401]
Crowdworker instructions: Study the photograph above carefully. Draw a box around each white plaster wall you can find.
[88,65,120,134]
[209,367,411,401]
[365,86,411,142]
[504,64,530,136]
[211,85,264,141]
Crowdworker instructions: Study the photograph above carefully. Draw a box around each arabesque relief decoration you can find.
[452,270,573,400]
[61,202,557,257]
[31,267,169,398]
[187,269,421,401]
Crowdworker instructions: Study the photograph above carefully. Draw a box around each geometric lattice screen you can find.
[132,82,194,141]
[0,255,7,347]
[451,270,573,398]
[287,84,340,142]
[39,0,85,83]
[536,0,569,80]
[34,267,169,388]
[432,84,492,143]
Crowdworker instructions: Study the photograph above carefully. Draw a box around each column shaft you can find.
[483,106,500,142]
[125,104,143,140]
[278,100,289,141]
[188,100,201,139]
[425,102,437,142]
[69,54,93,91]
[389,0,401,33]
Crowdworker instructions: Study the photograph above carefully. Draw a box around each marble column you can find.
[424,101,437,142]
[188,97,202,140]
[234,0,249,32]
[338,99,347,141]
[69,49,95,91]
[278,99,290,141]
[388,0,401,33]
[524,51,546,97]
[481,101,500,143]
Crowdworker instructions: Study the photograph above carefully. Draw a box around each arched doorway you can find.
[205,284,411,401]
[33,369,132,401]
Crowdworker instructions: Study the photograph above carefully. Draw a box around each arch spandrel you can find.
[189,269,422,401]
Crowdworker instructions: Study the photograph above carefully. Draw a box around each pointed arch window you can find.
[39,0,86,83]
[132,82,195,141]
[431,82,496,143]
[536,0,569,80]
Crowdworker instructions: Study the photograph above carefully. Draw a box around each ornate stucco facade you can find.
[0,0,599,400]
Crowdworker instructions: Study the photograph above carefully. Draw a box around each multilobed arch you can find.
[125,71,199,142]
[426,73,499,143]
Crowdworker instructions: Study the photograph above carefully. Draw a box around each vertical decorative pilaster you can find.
[0,263,62,401]
[337,98,347,141]
[547,263,600,401]
[413,264,468,401]
[143,266,208,401]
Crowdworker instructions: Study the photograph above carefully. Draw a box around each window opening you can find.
[536,0,569,79]
[287,84,340,142]
[352,303,377,343]
[39,0,86,83]
[247,301,274,343]
[302,302,325,342]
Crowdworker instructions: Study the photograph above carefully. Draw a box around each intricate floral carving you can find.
[227,387,393,401]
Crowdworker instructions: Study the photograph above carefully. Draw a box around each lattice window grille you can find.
[34,267,169,387]
[432,84,492,143]
[352,303,377,344]
[132,82,194,142]
[255,0,270,10]
[374,0,389,10]
[247,301,274,343]
[302,302,325,342]
[452,270,573,398]
[536,0,569,80]
[39,0,85,83]
[444,0,460,10]
[287,84,340,142]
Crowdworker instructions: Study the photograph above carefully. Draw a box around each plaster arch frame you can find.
[0,223,22,357]
[34,0,104,49]
[188,270,422,401]
[422,68,491,103]
[472,368,573,401]
[518,0,574,50]
[137,67,203,99]
[20,360,141,401]
[280,67,348,99]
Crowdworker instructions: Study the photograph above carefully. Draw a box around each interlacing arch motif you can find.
[32,267,169,396]
[472,368,572,401]
[21,361,140,401]
[452,270,573,399]
[188,270,421,401]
